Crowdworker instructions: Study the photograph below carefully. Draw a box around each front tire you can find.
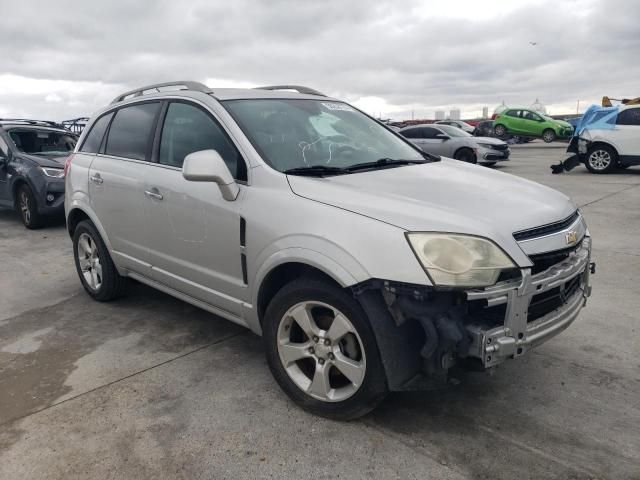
[494,124,506,137]
[585,145,617,174]
[16,185,44,229]
[73,220,127,301]
[542,129,556,143]
[454,148,477,164]
[262,277,388,420]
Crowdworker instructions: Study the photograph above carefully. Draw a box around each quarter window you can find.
[105,102,160,161]
[80,112,113,153]
[616,108,640,126]
[159,102,246,180]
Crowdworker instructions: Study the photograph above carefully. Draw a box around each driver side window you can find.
[159,102,247,181]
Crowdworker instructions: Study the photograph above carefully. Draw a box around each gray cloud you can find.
[0,0,638,120]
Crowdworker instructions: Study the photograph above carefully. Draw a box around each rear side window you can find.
[159,102,246,180]
[79,112,113,153]
[616,108,640,126]
[506,110,520,117]
[105,102,160,161]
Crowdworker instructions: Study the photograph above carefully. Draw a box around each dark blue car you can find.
[0,119,77,228]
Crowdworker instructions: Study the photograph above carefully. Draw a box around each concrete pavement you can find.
[1,151,639,479]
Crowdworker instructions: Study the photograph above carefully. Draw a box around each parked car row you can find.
[59,81,593,419]
[398,123,510,165]
[0,119,78,228]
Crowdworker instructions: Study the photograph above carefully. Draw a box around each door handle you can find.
[144,188,163,201]
[89,173,103,184]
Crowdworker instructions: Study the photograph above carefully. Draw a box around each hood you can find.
[553,119,572,128]
[473,136,506,145]
[18,152,68,168]
[288,158,575,251]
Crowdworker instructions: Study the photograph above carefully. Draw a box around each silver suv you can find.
[65,81,593,419]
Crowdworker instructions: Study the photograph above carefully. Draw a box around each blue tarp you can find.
[573,105,619,136]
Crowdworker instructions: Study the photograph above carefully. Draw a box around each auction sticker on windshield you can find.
[321,102,355,112]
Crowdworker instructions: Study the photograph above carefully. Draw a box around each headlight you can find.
[406,233,517,287]
[477,143,496,149]
[39,167,65,178]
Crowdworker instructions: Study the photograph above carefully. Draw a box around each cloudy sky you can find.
[0,0,638,121]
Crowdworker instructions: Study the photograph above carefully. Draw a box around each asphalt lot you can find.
[1,143,639,479]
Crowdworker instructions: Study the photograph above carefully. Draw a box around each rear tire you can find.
[542,129,556,143]
[454,148,477,164]
[73,220,127,301]
[585,145,617,174]
[494,124,506,137]
[16,184,44,229]
[262,277,388,420]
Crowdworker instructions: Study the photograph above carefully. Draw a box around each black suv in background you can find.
[0,119,77,228]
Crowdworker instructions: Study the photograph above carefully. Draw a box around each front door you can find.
[0,133,10,204]
[143,100,249,318]
[611,107,640,157]
[521,110,544,136]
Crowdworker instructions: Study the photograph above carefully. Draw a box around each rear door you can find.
[503,109,523,133]
[612,107,640,157]
[142,100,249,318]
[88,102,161,273]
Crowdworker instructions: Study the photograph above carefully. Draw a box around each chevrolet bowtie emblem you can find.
[565,231,578,245]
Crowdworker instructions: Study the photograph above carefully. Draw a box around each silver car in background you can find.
[400,123,510,165]
[65,81,592,420]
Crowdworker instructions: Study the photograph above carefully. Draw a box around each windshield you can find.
[436,124,471,137]
[8,128,77,155]
[223,99,424,172]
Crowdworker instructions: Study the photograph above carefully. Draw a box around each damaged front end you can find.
[353,223,593,391]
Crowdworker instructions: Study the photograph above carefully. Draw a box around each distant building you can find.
[531,98,547,114]
[450,109,461,120]
[435,110,445,120]
[482,106,489,118]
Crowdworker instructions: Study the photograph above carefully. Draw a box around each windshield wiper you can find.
[345,157,429,172]
[283,165,351,177]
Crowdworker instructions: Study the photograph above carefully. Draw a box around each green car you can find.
[494,108,573,143]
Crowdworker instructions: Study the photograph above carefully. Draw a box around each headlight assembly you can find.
[406,233,517,287]
[476,143,496,149]
[39,167,65,178]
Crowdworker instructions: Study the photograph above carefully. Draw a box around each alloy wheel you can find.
[20,191,31,225]
[543,130,555,142]
[77,232,103,291]
[277,301,366,402]
[588,149,611,171]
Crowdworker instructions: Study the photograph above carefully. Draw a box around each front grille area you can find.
[491,144,509,151]
[513,211,580,241]
[529,241,582,275]
[528,274,582,322]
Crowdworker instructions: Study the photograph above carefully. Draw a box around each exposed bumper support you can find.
[465,237,592,368]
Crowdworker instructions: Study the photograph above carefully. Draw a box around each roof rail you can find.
[255,85,326,97]
[110,81,213,104]
[0,118,66,129]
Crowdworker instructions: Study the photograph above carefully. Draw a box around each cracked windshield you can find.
[223,98,424,172]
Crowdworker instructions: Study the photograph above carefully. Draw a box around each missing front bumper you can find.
[464,237,592,368]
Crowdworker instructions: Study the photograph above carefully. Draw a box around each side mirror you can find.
[436,134,450,140]
[182,149,239,201]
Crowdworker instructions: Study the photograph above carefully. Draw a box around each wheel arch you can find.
[255,261,344,327]
[588,141,619,158]
[65,204,115,255]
